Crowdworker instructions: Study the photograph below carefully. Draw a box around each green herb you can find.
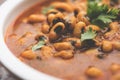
[42,6,54,14]
[81,28,97,42]
[87,0,120,28]
[32,40,45,51]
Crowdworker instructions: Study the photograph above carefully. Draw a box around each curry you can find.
[5,0,120,80]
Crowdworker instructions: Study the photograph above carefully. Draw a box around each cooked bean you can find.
[102,40,113,52]
[35,33,48,43]
[113,41,120,51]
[41,24,50,34]
[47,12,64,24]
[94,39,102,47]
[21,50,37,60]
[77,12,90,25]
[74,7,80,17]
[40,46,53,59]
[51,2,74,12]
[109,22,119,31]
[22,18,28,23]
[73,21,86,37]
[110,63,120,73]
[28,14,46,23]
[63,37,79,42]
[51,22,65,33]
[49,22,65,40]
[63,38,81,48]
[53,42,73,51]
[48,31,58,41]
[76,2,87,15]
[104,31,115,39]
[86,25,100,31]
[55,12,64,19]
[85,67,103,78]
[54,50,74,59]
[70,16,77,29]
[74,39,81,48]
[47,9,59,15]
[47,13,56,24]
[65,16,77,29]
[102,0,110,5]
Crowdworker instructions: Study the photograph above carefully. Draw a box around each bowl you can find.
[0,0,59,80]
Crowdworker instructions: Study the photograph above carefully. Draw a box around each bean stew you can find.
[5,0,120,80]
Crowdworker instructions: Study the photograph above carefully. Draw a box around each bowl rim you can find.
[0,0,59,80]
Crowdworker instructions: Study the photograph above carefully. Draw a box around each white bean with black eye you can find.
[49,22,65,41]
[73,21,86,37]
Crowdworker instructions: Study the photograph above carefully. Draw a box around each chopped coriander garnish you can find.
[32,40,45,51]
[42,6,54,15]
[87,0,120,29]
[81,28,97,42]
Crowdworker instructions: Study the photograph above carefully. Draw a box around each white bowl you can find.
[0,0,60,80]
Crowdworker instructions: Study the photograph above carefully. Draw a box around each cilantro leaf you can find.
[42,6,54,15]
[87,0,120,28]
[108,8,120,16]
[91,14,116,28]
[81,28,97,42]
[32,40,45,51]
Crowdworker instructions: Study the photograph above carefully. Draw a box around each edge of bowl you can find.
[0,0,59,80]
